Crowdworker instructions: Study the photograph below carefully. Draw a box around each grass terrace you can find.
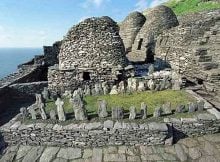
[44,90,196,120]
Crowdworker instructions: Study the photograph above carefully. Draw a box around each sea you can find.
[0,48,43,79]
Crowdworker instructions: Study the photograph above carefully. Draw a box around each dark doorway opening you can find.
[137,38,143,50]
[197,78,204,85]
[146,47,154,63]
[83,72,91,80]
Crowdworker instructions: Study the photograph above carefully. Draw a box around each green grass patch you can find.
[45,90,195,117]
[165,0,220,15]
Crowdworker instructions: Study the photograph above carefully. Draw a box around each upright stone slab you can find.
[55,98,66,121]
[154,107,162,117]
[138,81,145,91]
[102,82,109,95]
[29,108,37,120]
[162,102,172,115]
[42,87,49,100]
[50,110,57,120]
[112,107,124,120]
[176,105,185,113]
[70,95,87,121]
[147,79,155,90]
[188,102,196,113]
[129,106,136,120]
[20,107,28,120]
[84,85,91,96]
[95,83,103,95]
[197,100,205,111]
[118,81,126,93]
[110,85,118,95]
[148,64,154,75]
[97,100,108,118]
[140,102,147,119]
[39,103,47,120]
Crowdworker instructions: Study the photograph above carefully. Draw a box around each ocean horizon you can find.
[0,48,43,79]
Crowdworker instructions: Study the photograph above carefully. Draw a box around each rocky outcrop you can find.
[155,9,220,91]
[127,5,179,62]
[119,12,146,53]
[59,16,128,70]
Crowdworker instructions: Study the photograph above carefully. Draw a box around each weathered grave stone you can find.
[148,64,154,75]
[20,107,28,120]
[176,105,185,113]
[188,102,197,113]
[97,100,108,118]
[162,102,172,115]
[49,110,57,120]
[84,85,91,96]
[129,106,136,120]
[70,95,87,121]
[140,102,147,119]
[55,98,66,121]
[154,107,162,117]
[197,100,205,111]
[138,81,145,91]
[102,82,109,95]
[112,107,124,120]
[29,108,37,120]
[42,87,49,100]
[118,81,126,93]
[147,79,155,90]
[110,85,118,95]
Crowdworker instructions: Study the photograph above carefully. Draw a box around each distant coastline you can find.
[0,48,43,79]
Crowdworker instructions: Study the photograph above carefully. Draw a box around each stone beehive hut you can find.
[59,16,128,70]
[48,16,130,95]
[127,5,179,62]
[119,12,146,53]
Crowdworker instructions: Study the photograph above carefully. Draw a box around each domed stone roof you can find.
[119,11,146,52]
[59,16,128,70]
[127,5,179,62]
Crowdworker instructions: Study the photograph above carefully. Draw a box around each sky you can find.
[0,0,168,48]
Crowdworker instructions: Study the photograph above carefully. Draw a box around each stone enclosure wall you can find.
[0,118,170,148]
[155,10,220,91]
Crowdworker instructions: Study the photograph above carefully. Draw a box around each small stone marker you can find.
[55,98,66,121]
[129,106,136,120]
[70,95,87,121]
[102,82,109,95]
[42,87,49,100]
[29,108,37,120]
[140,102,147,119]
[176,105,185,113]
[138,81,145,91]
[162,102,172,115]
[49,110,57,120]
[95,83,102,95]
[112,107,124,120]
[148,64,154,75]
[97,100,108,118]
[147,79,155,90]
[154,107,162,117]
[20,107,28,119]
[197,100,205,111]
[110,85,118,95]
[188,102,196,113]
[118,81,125,93]
[84,85,91,96]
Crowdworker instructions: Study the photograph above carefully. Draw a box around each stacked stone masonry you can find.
[155,9,220,91]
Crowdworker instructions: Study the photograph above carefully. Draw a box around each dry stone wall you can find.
[119,12,146,52]
[126,5,179,62]
[59,16,128,70]
[155,10,220,90]
[0,117,170,148]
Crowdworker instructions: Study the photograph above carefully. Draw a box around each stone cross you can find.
[112,107,124,120]
[55,98,66,121]
[28,108,37,120]
[70,95,87,121]
[49,110,57,120]
[140,102,147,119]
[97,100,108,118]
[129,106,136,120]
[153,107,162,117]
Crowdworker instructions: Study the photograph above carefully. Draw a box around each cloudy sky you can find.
[0,0,168,47]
